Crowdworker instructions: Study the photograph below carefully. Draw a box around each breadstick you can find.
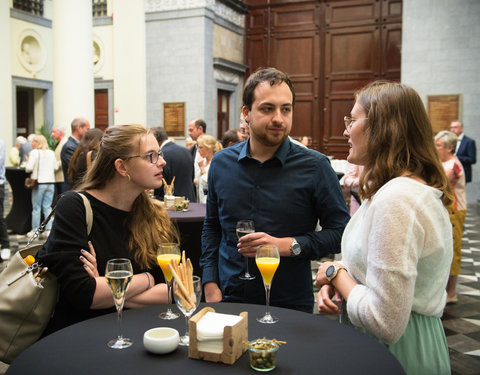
[168,263,193,305]
[174,288,193,310]
[187,259,194,298]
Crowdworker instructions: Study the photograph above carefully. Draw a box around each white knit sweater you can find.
[25,149,58,183]
[343,177,452,344]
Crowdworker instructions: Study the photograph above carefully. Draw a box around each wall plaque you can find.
[427,95,461,134]
[163,102,185,137]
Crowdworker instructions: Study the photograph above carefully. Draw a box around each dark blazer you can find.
[60,136,79,191]
[456,135,476,183]
[190,143,198,160]
[154,141,196,201]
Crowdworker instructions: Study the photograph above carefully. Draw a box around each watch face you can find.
[326,265,335,278]
[291,243,301,255]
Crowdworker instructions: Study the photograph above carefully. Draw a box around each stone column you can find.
[53,0,94,133]
[112,0,146,124]
[0,1,13,149]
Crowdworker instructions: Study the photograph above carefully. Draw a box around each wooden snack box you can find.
[188,307,248,365]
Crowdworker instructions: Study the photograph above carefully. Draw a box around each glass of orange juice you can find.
[157,243,181,320]
[255,244,280,324]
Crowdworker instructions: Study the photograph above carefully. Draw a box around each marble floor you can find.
[1,196,480,374]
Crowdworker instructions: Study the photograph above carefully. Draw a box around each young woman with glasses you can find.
[39,124,178,335]
[315,81,453,374]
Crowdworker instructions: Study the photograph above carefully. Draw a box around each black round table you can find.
[167,203,205,278]
[7,303,404,374]
[5,167,32,234]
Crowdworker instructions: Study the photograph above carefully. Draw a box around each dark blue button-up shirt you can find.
[200,138,350,312]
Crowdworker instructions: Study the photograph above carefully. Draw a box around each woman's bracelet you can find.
[143,272,151,290]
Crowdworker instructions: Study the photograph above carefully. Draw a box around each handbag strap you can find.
[26,192,93,246]
[77,193,93,235]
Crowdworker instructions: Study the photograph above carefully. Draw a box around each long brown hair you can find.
[68,128,104,186]
[78,124,179,268]
[356,81,452,206]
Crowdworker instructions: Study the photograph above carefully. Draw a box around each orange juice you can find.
[256,257,279,286]
[157,254,181,281]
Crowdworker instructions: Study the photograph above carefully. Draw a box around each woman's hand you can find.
[80,241,99,278]
[317,284,342,315]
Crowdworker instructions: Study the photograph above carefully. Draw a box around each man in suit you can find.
[450,120,477,183]
[61,117,90,191]
[187,118,206,159]
[151,127,196,202]
[188,119,207,201]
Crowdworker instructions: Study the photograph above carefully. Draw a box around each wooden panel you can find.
[382,0,402,22]
[94,89,108,132]
[246,8,268,34]
[245,33,269,74]
[325,25,380,77]
[271,32,316,76]
[325,0,379,28]
[271,3,319,32]
[291,99,314,140]
[381,23,401,79]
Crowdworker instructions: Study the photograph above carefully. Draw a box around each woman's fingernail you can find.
[81,249,86,253]
[88,241,92,245]
[80,256,84,260]
[83,264,88,269]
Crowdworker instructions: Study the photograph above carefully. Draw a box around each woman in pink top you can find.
[435,130,466,304]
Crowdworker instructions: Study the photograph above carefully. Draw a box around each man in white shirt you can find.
[52,126,68,194]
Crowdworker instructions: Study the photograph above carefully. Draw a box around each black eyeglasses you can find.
[344,116,368,132]
[125,150,164,164]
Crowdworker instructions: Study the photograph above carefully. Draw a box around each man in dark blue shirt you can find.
[200,68,350,313]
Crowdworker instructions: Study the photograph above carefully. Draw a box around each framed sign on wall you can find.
[427,95,461,134]
[163,102,185,137]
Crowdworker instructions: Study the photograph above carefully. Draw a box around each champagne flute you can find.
[105,258,134,349]
[157,243,181,320]
[173,275,202,346]
[237,220,255,280]
[255,244,280,324]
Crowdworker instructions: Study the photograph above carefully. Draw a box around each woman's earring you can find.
[126,174,131,182]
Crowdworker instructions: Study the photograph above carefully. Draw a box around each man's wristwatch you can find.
[290,238,301,256]
[325,264,345,283]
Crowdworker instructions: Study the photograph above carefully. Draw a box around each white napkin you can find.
[196,312,243,354]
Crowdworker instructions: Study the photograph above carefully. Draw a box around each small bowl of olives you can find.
[248,338,280,372]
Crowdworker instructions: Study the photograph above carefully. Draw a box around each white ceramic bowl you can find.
[143,327,180,354]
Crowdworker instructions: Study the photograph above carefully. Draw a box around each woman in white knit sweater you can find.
[314,81,453,374]
[25,134,58,237]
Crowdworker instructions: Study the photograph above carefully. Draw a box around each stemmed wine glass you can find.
[105,258,134,348]
[255,244,280,324]
[173,275,202,346]
[237,220,255,280]
[157,243,181,320]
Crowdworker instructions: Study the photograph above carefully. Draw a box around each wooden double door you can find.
[244,0,402,158]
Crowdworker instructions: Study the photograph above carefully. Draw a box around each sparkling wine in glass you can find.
[237,220,255,280]
[105,258,134,348]
[256,244,280,324]
[157,243,181,320]
[173,275,202,346]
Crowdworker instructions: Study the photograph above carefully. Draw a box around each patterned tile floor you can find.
[1,195,480,374]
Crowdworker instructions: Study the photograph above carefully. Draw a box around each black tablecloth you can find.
[7,303,404,374]
[5,167,32,234]
[167,203,205,277]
